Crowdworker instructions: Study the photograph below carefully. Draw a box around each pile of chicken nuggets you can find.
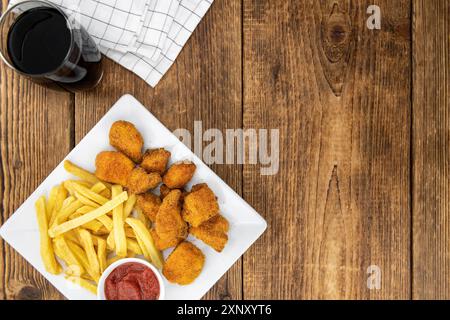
[95,120,229,285]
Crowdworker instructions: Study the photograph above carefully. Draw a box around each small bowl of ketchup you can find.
[97,258,165,300]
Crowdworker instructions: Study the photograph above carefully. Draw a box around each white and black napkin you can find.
[10,0,214,87]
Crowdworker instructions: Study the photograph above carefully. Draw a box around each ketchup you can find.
[104,262,160,300]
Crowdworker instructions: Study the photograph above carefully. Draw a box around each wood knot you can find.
[329,24,347,45]
[16,285,42,300]
[13,159,22,169]
[318,3,354,96]
[219,293,232,300]
[321,3,352,63]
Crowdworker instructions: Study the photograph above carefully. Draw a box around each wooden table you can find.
[0,0,448,300]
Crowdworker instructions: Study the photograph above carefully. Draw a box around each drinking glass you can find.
[0,0,103,92]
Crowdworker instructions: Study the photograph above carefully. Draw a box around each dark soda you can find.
[7,7,103,92]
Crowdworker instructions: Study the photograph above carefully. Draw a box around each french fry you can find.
[106,252,136,266]
[64,180,92,195]
[71,182,109,205]
[123,194,136,219]
[83,220,104,233]
[53,236,85,276]
[51,200,84,227]
[112,185,127,257]
[51,183,107,227]
[96,238,107,273]
[135,207,150,228]
[75,192,100,208]
[96,214,113,231]
[48,191,127,237]
[81,274,95,282]
[75,206,96,215]
[66,276,97,295]
[125,218,164,269]
[64,160,110,187]
[91,182,107,193]
[47,186,59,221]
[64,231,81,247]
[127,238,142,255]
[106,231,114,250]
[53,185,68,213]
[35,197,61,274]
[125,227,137,238]
[78,229,100,282]
[135,233,150,260]
[92,226,110,236]
[61,196,75,209]
[69,212,104,233]
[48,185,68,224]
[91,234,107,247]
[106,255,121,267]
[66,240,90,270]
[64,264,84,277]
[101,188,111,199]
[106,231,142,255]
[71,212,109,232]
[77,180,94,189]
[69,232,105,248]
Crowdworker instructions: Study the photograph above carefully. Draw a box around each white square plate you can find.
[0,94,267,300]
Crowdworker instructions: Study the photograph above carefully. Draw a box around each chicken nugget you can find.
[159,184,171,199]
[190,215,229,252]
[150,228,180,251]
[155,190,187,247]
[109,121,143,163]
[182,184,219,227]
[127,167,161,194]
[162,241,205,285]
[190,183,208,193]
[141,148,171,175]
[159,184,188,202]
[95,151,134,186]
[136,192,161,222]
[162,161,196,189]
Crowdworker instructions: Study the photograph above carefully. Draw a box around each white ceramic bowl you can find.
[97,258,165,300]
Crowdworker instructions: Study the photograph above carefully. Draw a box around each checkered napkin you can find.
[9,0,214,87]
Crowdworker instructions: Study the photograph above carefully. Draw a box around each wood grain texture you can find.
[242,0,411,299]
[0,1,73,299]
[73,0,242,300]
[412,0,450,299]
[2,0,450,301]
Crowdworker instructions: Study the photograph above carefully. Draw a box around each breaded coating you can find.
[109,120,143,163]
[182,184,219,227]
[155,190,188,248]
[95,151,134,186]
[159,184,187,201]
[190,183,208,193]
[136,192,161,222]
[141,148,171,175]
[150,228,180,251]
[159,184,171,199]
[162,161,196,189]
[190,215,229,252]
[162,242,205,285]
[126,167,161,194]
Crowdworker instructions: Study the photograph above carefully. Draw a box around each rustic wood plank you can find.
[243,0,411,299]
[412,0,450,299]
[0,1,73,300]
[73,0,242,300]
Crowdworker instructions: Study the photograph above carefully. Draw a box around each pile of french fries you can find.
[35,160,164,294]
